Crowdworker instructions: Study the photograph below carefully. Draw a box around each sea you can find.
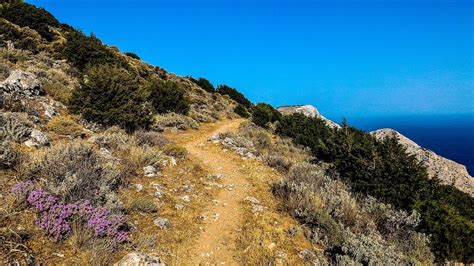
[340,114,474,176]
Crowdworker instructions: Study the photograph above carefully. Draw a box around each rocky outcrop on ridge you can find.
[371,128,474,196]
[277,105,340,129]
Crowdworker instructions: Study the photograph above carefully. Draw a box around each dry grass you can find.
[45,115,87,139]
[234,156,322,264]
[119,159,219,264]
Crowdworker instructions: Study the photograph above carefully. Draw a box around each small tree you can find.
[190,77,215,93]
[252,103,281,128]
[216,84,252,109]
[69,65,151,132]
[147,79,189,115]
[234,104,251,118]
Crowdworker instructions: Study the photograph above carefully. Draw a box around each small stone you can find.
[153,217,170,230]
[175,204,185,210]
[42,102,56,119]
[251,204,264,213]
[243,196,260,205]
[100,147,112,157]
[115,252,164,266]
[152,184,165,198]
[181,195,192,202]
[208,173,224,180]
[143,165,160,177]
[29,129,50,147]
[135,183,143,192]
[170,156,177,166]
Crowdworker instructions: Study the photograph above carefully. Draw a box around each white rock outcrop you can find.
[277,105,340,129]
[0,70,44,97]
[371,128,474,196]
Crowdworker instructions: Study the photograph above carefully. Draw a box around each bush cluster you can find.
[223,123,432,264]
[10,181,128,245]
[216,84,252,109]
[275,113,474,263]
[23,141,124,210]
[0,2,60,42]
[62,30,126,71]
[190,77,215,93]
[234,104,250,118]
[251,103,282,128]
[69,64,152,132]
[147,78,189,115]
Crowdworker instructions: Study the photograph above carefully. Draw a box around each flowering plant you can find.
[10,181,128,245]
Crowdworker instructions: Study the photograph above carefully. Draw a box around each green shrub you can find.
[43,81,72,103]
[0,2,59,41]
[0,18,40,52]
[69,64,152,132]
[129,198,157,213]
[216,84,252,109]
[147,78,189,115]
[162,143,187,159]
[190,77,215,93]
[252,103,281,128]
[125,52,140,60]
[62,30,125,71]
[46,115,86,138]
[234,104,250,118]
[276,113,474,263]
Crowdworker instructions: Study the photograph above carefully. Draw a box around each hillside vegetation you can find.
[0,2,473,264]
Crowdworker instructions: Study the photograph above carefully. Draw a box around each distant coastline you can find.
[341,114,474,176]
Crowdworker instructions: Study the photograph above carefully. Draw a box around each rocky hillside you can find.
[372,128,474,196]
[277,104,340,128]
[1,2,473,264]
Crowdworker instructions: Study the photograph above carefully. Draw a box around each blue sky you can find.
[28,0,473,121]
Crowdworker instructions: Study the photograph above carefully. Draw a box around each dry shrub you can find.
[0,112,33,143]
[134,131,171,147]
[129,198,157,213]
[263,154,292,173]
[0,228,36,265]
[43,81,72,103]
[152,112,199,132]
[89,126,132,151]
[0,141,20,169]
[119,145,163,177]
[22,141,124,209]
[46,115,87,138]
[162,143,187,159]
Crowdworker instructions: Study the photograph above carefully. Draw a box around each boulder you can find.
[25,129,50,148]
[0,70,44,98]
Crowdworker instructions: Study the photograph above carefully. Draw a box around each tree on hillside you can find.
[69,64,152,132]
[216,84,252,109]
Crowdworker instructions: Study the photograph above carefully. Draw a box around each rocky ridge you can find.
[277,104,341,129]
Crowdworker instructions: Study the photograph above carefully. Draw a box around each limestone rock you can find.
[0,70,44,98]
[277,105,340,129]
[25,129,50,148]
[143,165,161,177]
[371,128,474,196]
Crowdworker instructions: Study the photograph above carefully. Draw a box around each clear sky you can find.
[28,0,473,121]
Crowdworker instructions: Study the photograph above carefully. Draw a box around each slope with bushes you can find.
[1,2,472,264]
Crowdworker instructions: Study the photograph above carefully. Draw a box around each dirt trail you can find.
[167,119,248,264]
